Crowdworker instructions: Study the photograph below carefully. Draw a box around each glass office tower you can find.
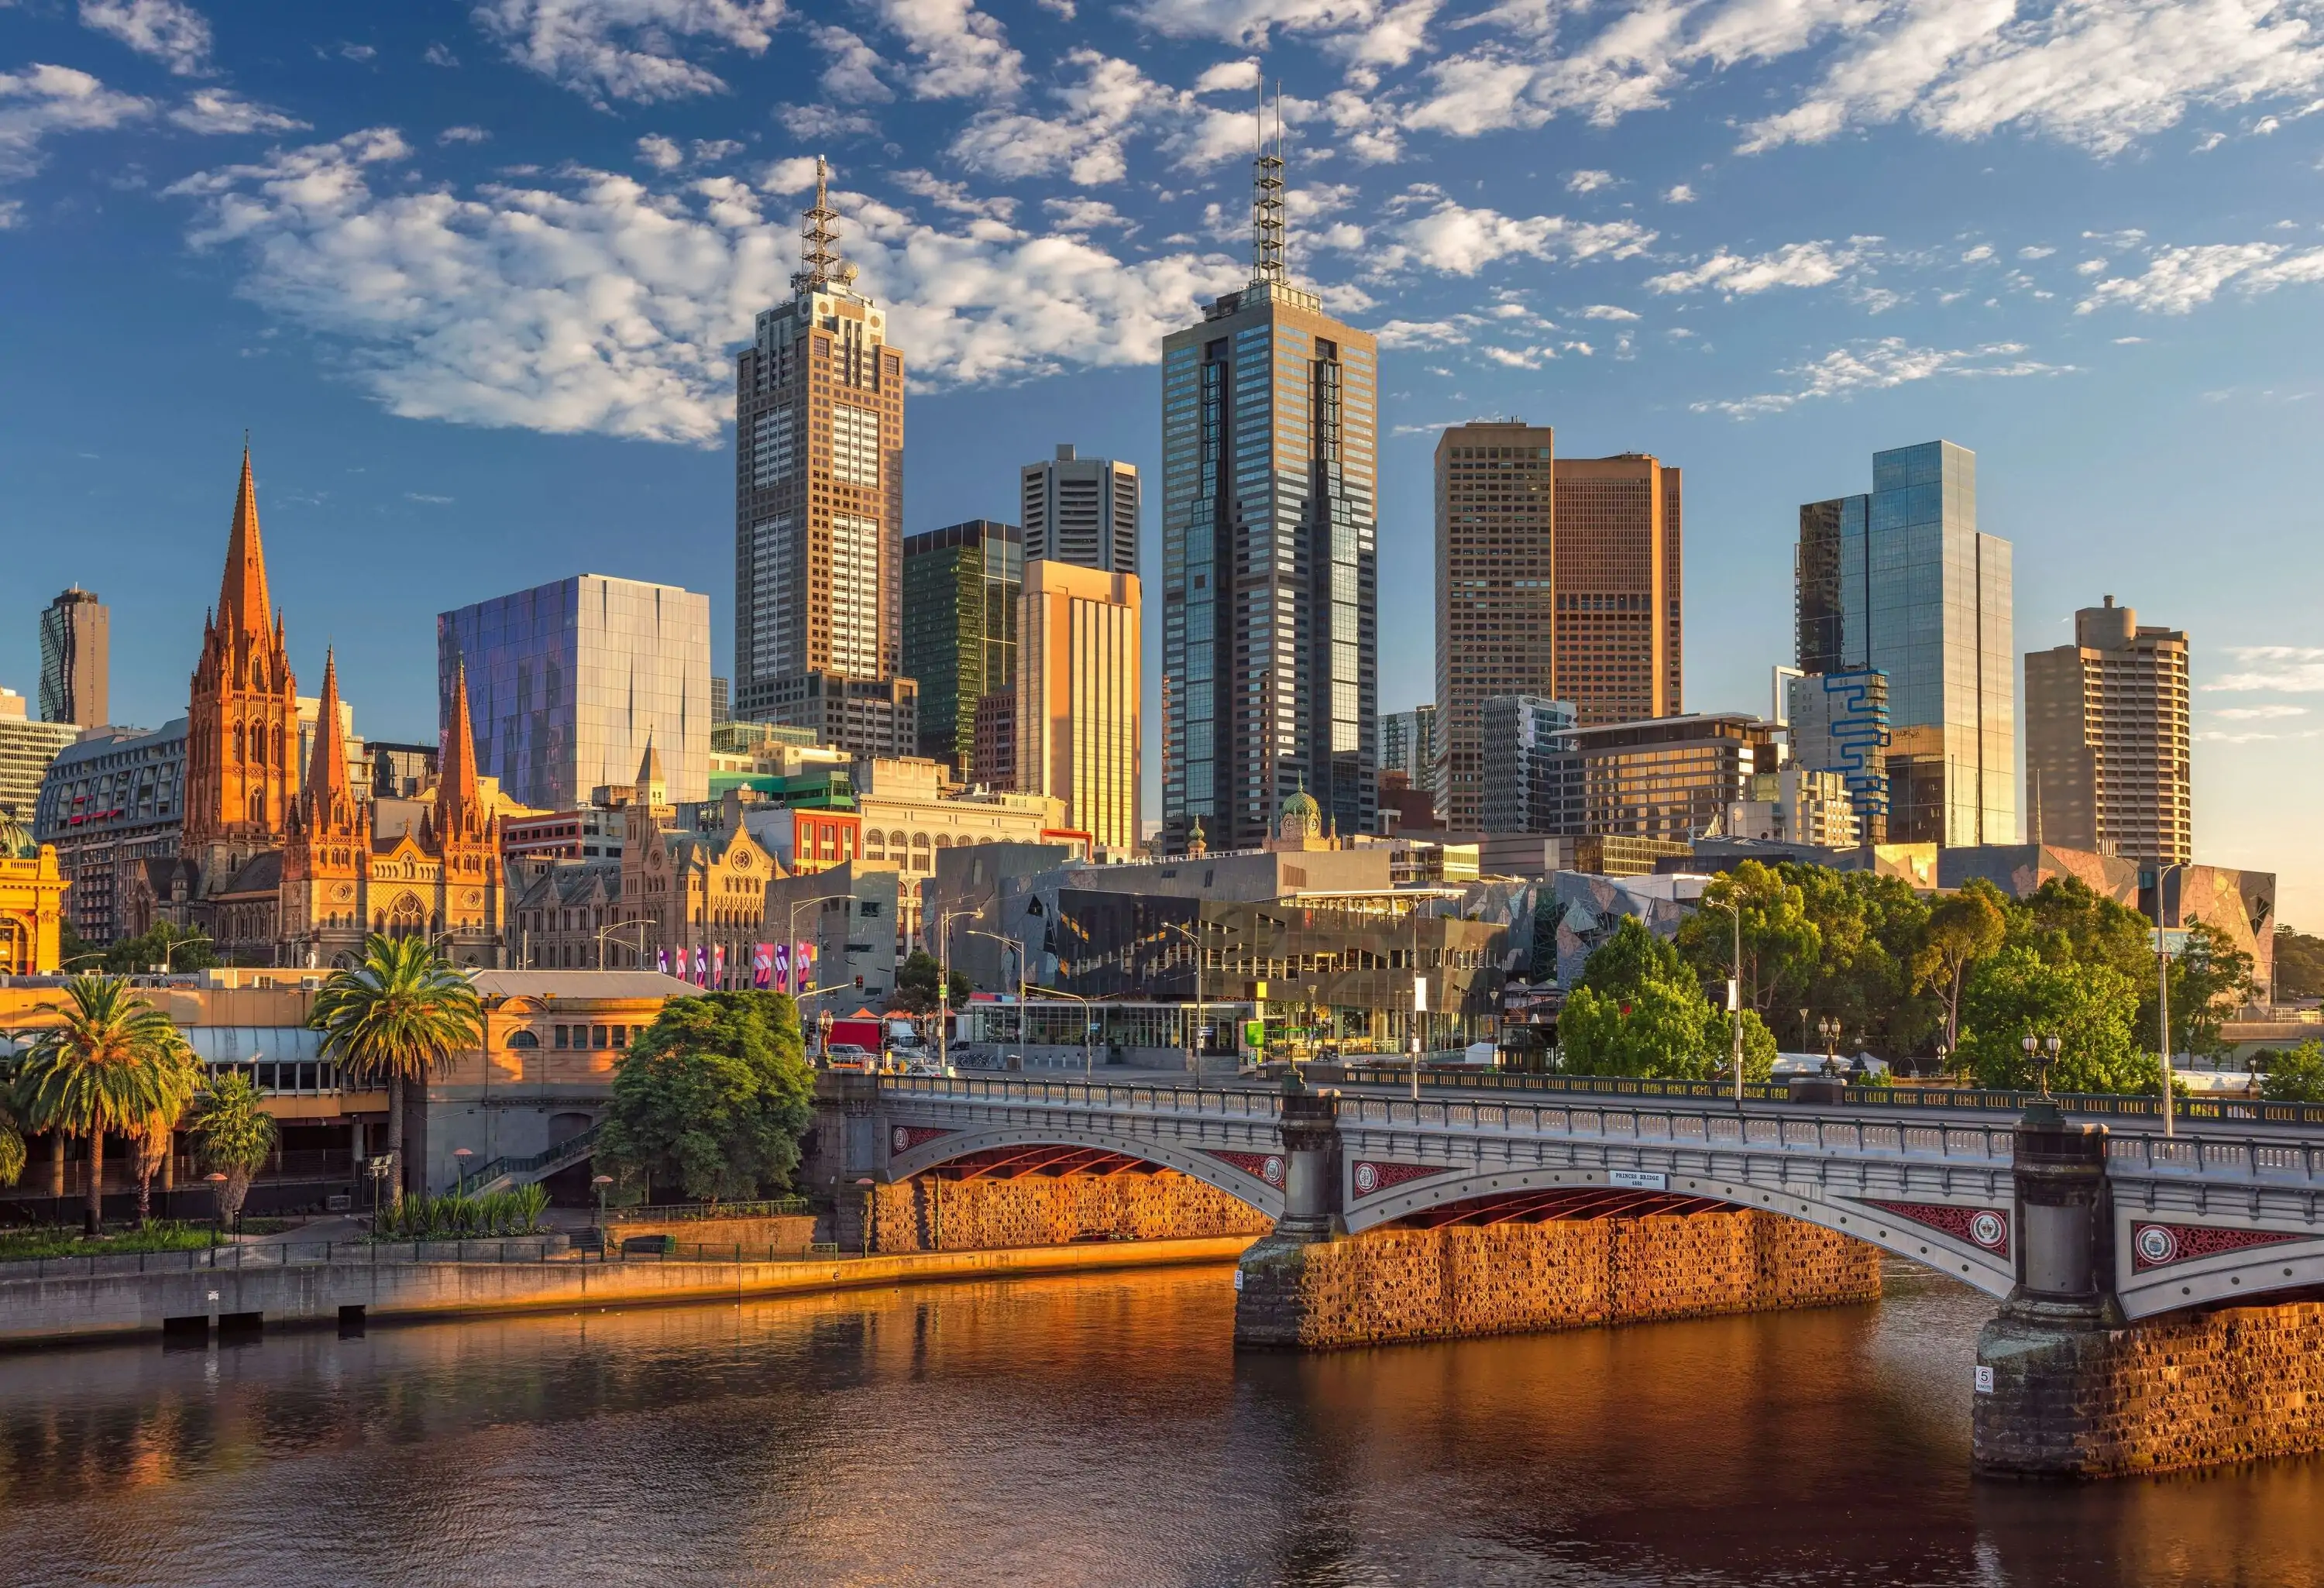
[1796,440,2013,847]
[1160,122,1378,853]
[438,574,711,811]
[901,519,1022,779]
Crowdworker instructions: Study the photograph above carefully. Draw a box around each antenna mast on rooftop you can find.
[794,155,841,294]
[1251,84,1286,286]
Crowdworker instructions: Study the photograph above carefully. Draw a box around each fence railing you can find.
[15,1150,359,1198]
[881,1074,1283,1119]
[0,1235,871,1282]
[606,1197,810,1224]
[463,1124,602,1192]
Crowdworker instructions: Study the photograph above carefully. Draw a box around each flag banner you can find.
[795,940,816,991]
[713,944,726,987]
[753,943,772,988]
[656,947,669,975]
[693,945,707,984]
[774,941,790,993]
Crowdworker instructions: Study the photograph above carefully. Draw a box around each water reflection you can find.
[0,1263,2318,1586]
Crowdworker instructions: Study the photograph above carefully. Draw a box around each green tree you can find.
[310,935,483,1208]
[18,975,190,1233]
[1911,880,2008,1061]
[103,923,217,976]
[2167,920,2255,1060]
[1577,916,1686,1001]
[1674,862,1821,1017]
[1783,867,1936,1059]
[1562,919,1776,1081]
[890,950,968,1016]
[2274,925,2324,1000]
[1955,944,2158,1095]
[2260,1040,2324,1104]
[596,991,816,1204]
[128,1041,201,1229]
[0,1078,28,1189]
[187,1070,279,1228]
[2013,876,2154,982]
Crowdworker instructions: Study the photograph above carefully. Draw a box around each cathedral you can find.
[133,450,504,968]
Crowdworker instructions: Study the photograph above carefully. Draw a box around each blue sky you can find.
[3,0,2322,925]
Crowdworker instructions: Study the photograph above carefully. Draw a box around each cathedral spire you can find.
[439,661,482,831]
[218,445,273,637]
[305,648,352,813]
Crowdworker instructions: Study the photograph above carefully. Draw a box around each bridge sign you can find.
[1610,1170,1668,1191]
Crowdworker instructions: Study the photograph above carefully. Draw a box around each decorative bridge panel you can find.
[2130,1222,2305,1272]
[1862,1198,2010,1257]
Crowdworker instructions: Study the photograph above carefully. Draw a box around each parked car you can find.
[823,1043,875,1069]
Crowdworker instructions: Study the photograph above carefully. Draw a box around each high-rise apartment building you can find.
[0,689,81,822]
[902,519,1022,778]
[1435,422,1554,830]
[1552,453,1682,728]
[1380,705,1438,786]
[1534,713,1781,844]
[1022,445,1138,573]
[1479,694,1578,834]
[439,574,712,810]
[2025,595,2190,864]
[37,587,108,728]
[31,720,186,942]
[1160,116,1377,852]
[1796,440,2013,847]
[1786,669,1891,842]
[1433,424,1681,829]
[1019,561,1140,853]
[733,160,906,754]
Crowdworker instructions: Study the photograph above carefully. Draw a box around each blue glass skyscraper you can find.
[1796,441,2013,847]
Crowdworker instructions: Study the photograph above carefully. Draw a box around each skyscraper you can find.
[1022,445,1140,573]
[2025,595,2190,864]
[734,159,908,754]
[1553,453,1682,728]
[1480,695,1577,834]
[1796,440,2013,847]
[1786,669,1891,841]
[1380,705,1438,785]
[1435,421,1554,830]
[438,574,711,810]
[902,519,1022,778]
[1019,561,1140,853]
[0,690,81,823]
[37,587,108,728]
[1160,107,1377,852]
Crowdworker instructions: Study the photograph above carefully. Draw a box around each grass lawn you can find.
[0,1222,222,1261]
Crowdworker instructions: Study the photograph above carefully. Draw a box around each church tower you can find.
[280,648,364,965]
[182,448,299,883]
[433,663,501,960]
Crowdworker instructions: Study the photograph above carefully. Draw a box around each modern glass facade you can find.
[1160,281,1377,853]
[1380,706,1437,785]
[1796,441,2013,847]
[438,575,710,812]
[1786,668,1891,841]
[1480,695,1580,834]
[30,719,187,941]
[900,519,1022,778]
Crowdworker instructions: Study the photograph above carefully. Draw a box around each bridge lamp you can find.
[854,1177,876,1259]
[592,1173,614,1231]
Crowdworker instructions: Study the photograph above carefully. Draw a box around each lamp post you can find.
[786,890,854,1032]
[854,1176,876,1259]
[935,906,982,1077]
[452,1146,473,1197]
[592,1173,614,1238]
[1160,919,1205,1088]
[1710,894,1745,1105]
[962,929,1026,1062]
[1026,985,1098,1079]
[1818,1016,1843,1078]
[592,919,649,971]
[2022,1032,2062,1098]
[2150,861,2188,1138]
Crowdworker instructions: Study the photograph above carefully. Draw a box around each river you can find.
[0,1260,2319,1586]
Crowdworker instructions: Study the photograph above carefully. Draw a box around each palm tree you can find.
[0,1071,28,1191]
[311,935,483,1209]
[129,1040,203,1229]
[187,1070,277,1229]
[18,976,187,1234]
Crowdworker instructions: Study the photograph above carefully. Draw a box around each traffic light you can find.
[854,974,864,988]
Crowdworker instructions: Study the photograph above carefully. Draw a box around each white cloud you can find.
[1960,243,1993,263]
[2204,646,2324,692]
[2078,240,2324,313]
[425,42,461,67]
[439,124,491,144]
[1373,316,1477,347]
[1647,239,1862,296]
[1695,335,2065,418]
[779,103,882,140]
[1566,167,1616,192]
[2019,245,2054,259]
[405,491,455,504]
[865,0,1025,99]
[1129,0,1395,48]
[896,166,1019,222]
[471,0,786,105]
[0,64,150,184]
[1194,58,1262,93]
[1043,195,1132,233]
[166,128,1250,442]
[758,154,823,193]
[167,88,306,135]
[1369,189,1653,275]
[1663,182,1695,202]
[1580,302,1638,319]
[81,0,211,76]
[2216,704,2311,719]
[809,25,895,103]
[635,133,685,170]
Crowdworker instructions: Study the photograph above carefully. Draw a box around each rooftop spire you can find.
[218,445,273,637]
[440,661,481,828]
[635,730,665,796]
[792,155,844,294]
[305,648,352,811]
[1251,83,1286,286]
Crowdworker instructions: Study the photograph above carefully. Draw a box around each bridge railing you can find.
[1329,1067,2324,1129]
[1332,1094,2017,1163]
[880,1074,1284,1119]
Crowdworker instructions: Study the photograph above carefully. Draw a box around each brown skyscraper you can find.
[1435,421,1555,832]
[1433,426,1681,830]
[2025,595,2190,864]
[734,158,909,751]
[37,587,108,728]
[1553,453,1681,729]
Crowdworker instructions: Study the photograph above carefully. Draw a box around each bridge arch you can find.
[1339,1161,2017,1301]
[885,1124,1287,1222]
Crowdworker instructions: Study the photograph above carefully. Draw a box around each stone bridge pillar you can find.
[1232,1082,1344,1346]
[805,1073,885,1194]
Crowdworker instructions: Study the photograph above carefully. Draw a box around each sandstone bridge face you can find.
[866,1075,2324,1318]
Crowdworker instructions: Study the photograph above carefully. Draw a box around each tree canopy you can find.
[596,991,816,1204]
[1562,918,1776,1082]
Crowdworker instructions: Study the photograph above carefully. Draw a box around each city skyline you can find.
[3,1,2319,919]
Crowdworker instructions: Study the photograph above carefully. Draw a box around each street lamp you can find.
[935,906,982,1077]
[1159,919,1206,1088]
[1026,985,1098,1078]
[785,890,854,1018]
[593,919,649,970]
[1710,892,1746,1105]
[592,1173,614,1237]
[452,1146,473,1196]
[962,929,1026,1063]
[2150,861,2189,1138]
[2022,1033,2061,1098]
[854,1176,876,1259]
[1818,1015,1843,1078]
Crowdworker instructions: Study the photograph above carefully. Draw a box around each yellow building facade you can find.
[0,840,68,974]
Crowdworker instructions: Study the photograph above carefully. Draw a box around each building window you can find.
[553,1024,569,1049]
[592,1025,609,1049]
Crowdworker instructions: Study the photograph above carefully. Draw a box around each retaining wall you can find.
[1975,1302,2324,1476]
[605,1215,820,1255]
[1235,1209,1884,1349]
[865,1169,1273,1254]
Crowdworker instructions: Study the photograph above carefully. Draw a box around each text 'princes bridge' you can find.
[807,1066,2324,1479]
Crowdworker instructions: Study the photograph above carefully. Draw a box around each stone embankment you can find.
[1236,1210,1883,1349]
[1976,1301,2324,1476]
[861,1169,1272,1254]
